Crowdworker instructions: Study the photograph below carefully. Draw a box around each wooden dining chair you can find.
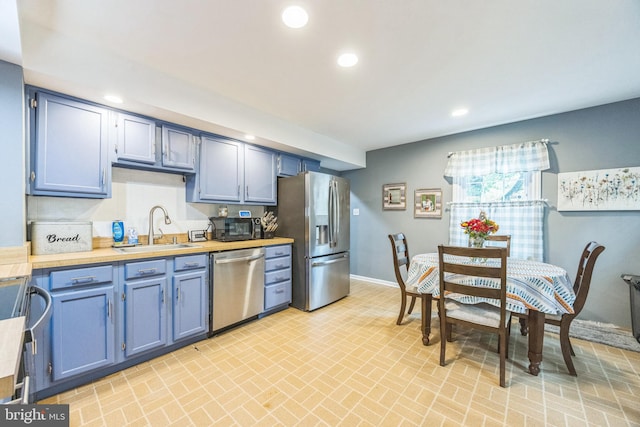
[510,241,605,376]
[438,244,510,387]
[387,233,433,345]
[485,235,511,256]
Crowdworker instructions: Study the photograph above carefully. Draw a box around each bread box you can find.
[30,221,93,255]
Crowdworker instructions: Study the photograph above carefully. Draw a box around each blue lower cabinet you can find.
[51,285,115,381]
[124,277,168,357]
[263,245,292,312]
[172,270,207,342]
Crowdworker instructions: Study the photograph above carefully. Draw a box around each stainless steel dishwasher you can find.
[210,247,265,334]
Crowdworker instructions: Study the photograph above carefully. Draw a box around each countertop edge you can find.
[29,238,295,269]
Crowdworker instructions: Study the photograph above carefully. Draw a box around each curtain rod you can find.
[447,138,550,158]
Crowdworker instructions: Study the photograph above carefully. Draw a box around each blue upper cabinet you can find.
[277,153,321,177]
[112,117,197,174]
[277,153,301,177]
[162,125,196,172]
[189,135,243,202]
[114,112,156,164]
[245,145,277,204]
[301,158,321,173]
[187,135,277,205]
[29,90,111,198]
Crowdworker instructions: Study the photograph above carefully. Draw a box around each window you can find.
[452,171,541,203]
[444,140,550,261]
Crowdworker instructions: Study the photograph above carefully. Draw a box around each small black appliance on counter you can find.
[209,217,259,241]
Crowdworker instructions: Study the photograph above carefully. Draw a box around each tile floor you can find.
[41,279,640,426]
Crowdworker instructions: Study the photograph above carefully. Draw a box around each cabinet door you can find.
[301,158,321,173]
[161,125,196,171]
[172,270,208,341]
[32,92,109,197]
[51,286,115,381]
[116,113,156,164]
[245,145,277,204]
[124,277,167,357]
[277,153,301,177]
[198,135,243,202]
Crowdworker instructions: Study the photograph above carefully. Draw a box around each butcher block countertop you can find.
[28,237,295,269]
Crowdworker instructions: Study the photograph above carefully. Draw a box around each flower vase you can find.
[468,235,486,248]
[468,235,486,263]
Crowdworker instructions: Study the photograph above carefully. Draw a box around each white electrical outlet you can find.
[353,208,360,216]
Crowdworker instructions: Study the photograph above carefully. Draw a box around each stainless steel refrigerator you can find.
[275,171,350,311]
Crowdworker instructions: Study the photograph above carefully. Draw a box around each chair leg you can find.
[559,319,577,376]
[420,295,432,346]
[407,296,417,314]
[519,317,529,336]
[396,294,407,325]
[439,319,447,367]
[499,332,506,387]
[446,323,453,342]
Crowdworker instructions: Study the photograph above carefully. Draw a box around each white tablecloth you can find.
[406,253,575,315]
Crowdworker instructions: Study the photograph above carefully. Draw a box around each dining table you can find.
[406,252,575,376]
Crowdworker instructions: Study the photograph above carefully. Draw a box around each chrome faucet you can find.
[148,205,172,246]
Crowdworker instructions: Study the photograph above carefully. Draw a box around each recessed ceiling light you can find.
[282,6,308,29]
[104,94,123,104]
[244,134,255,141]
[451,108,468,117]
[337,53,358,68]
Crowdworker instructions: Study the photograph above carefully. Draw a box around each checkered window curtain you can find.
[445,140,550,261]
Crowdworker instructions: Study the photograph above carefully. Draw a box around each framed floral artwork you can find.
[414,188,442,218]
[558,166,640,211]
[383,183,406,210]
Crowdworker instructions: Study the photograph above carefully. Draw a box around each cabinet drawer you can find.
[265,245,291,259]
[174,254,207,271]
[125,259,166,279]
[265,268,291,286]
[265,281,291,310]
[265,257,291,272]
[50,265,113,290]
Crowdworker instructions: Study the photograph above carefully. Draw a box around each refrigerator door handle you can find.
[311,255,348,267]
[328,179,339,248]
[334,180,340,245]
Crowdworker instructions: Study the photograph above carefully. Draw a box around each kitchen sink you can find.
[113,243,201,253]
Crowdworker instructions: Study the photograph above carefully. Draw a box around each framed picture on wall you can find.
[383,183,406,210]
[558,166,640,211]
[414,188,442,218]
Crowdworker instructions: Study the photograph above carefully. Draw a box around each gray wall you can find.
[343,98,640,329]
[0,60,25,247]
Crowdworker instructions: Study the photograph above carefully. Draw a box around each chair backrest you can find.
[438,245,509,321]
[388,233,410,290]
[485,235,511,257]
[571,241,605,315]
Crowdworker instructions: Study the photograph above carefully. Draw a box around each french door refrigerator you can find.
[276,171,350,311]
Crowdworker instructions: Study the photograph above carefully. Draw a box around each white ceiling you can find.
[3,0,640,170]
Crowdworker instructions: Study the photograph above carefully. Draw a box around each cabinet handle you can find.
[71,275,97,284]
[102,168,106,186]
[137,268,157,275]
[107,298,112,319]
[246,186,249,198]
[237,185,240,197]
[30,171,36,182]
[176,286,180,301]
[182,262,200,268]
[161,289,165,304]
[275,289,284,294]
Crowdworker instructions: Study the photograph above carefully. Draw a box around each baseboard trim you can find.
[350,274,397,288]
